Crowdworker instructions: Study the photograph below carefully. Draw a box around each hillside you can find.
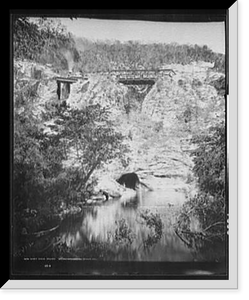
[12,18,226,261]
[14,57,225,189]
[74,37,225,73]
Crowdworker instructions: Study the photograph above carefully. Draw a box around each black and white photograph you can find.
[9,9,237,286]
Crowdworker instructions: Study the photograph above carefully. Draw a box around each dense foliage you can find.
[13,82,127,258]
[175,121,226,261]
[52,105,128,193]
[13,17,225,74]
[14,103,127,206]
[210,76,226,96]
[191,122,226,197]
[13,17,128,243]
[75,38,225,73]
[13,17,80,70]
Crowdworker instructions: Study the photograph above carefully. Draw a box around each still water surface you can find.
[57,188,196,261]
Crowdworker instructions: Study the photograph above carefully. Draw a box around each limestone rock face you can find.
[100,62,225,201]
[14,59,225,203]
[67,75,128,114]
[142,62,225,131]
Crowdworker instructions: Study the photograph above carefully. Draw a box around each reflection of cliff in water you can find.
[18,188,226,263]
[54,187,196,261]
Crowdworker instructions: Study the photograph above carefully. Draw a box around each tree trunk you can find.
[84,162,99,184]
[75,161,100,192]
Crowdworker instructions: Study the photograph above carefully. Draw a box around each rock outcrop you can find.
[67,74,128,115]
[14,59,225,203]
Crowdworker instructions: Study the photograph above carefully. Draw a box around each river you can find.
[55,182,196,262]
[14,175,227,277]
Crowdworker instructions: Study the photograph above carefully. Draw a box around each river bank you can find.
[15,171,226,263]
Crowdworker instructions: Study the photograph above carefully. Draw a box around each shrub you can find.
[137,209,164,248]
[210,76,226,97]
[175,121,226,260]
[54,105,128,191]
[190,121,226,197]
[113,219,136,245]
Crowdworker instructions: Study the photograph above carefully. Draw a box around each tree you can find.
[13,17,80,70]
[13,102,65,211]
[54,104,128,193]
[175,121,226,261]
[77,38,224,73]
[190,121,226,197]
[13,17,42,60]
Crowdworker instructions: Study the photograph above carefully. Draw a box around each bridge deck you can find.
[56,68,175,85]
[56,77,78,84]
[115,69,175,84]
[118,78,156,85]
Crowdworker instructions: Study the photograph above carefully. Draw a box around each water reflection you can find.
[57,188,195,261]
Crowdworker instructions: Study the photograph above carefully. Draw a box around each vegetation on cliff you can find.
[13,17,80,70]
[175,110,226,261]
[12,19,128,255]
[12,17,226,259]
[75,38,225,73]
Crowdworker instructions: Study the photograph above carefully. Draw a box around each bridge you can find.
[56,68,175,100]
[110,68,176,85]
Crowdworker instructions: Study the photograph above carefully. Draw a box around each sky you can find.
[59,18,225,54]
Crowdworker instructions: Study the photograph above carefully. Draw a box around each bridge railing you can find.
[110,69,175,80]
[78,69,176,80]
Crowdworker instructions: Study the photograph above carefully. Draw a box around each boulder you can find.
[95,175,125,198]
[119,188,137,204]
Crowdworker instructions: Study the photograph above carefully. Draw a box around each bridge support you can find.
[56,77,77,100]
[124,84,154,114]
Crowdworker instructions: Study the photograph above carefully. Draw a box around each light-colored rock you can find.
[14,59,225,208]
[119,188,137,204]
[94,175,125,198]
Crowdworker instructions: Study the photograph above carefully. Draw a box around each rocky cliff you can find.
[14,59,225,201]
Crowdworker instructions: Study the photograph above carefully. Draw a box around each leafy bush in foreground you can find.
[190,122,226,197]
[175,121,227,260]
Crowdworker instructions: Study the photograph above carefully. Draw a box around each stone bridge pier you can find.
[56,77,77,100]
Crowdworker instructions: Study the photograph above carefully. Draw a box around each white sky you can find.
[59,18,225,54]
